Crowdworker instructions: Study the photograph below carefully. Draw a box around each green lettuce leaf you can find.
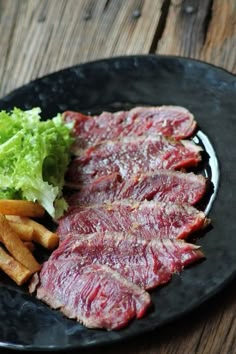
[0,107,73,219]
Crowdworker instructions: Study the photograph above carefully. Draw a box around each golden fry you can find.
[0,246,32,285]
[0,214,41,273]
[6,215,59,250]
[8,221,33,241]
[32,221,59,249]
[0,200,44,217]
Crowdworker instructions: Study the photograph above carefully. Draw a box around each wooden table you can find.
[0,1,235,353]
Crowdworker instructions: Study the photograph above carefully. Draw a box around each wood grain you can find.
[156,0,212,57]
[156,0,236,73]
[0,0,164,97]
[0,1,236,353]
[201,0,236,73]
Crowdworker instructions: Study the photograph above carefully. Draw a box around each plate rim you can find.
[0,54,235,103]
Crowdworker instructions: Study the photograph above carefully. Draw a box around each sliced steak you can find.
[63,105,196,150]
[57,201,207,241]
[50,232,204,290]
[66,170,207,206]
[66,136,202,184]
[31,262,151,330]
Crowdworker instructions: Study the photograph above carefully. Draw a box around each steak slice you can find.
[66,136,202,184]
[30,262,151,330]
[66,170,207,206]
[57,201,207,241]
[50,233,204,290]
[63,106,196,150]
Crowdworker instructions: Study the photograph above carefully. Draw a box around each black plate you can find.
[0,55,235,351]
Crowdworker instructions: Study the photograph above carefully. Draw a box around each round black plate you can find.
[0,55,235,351]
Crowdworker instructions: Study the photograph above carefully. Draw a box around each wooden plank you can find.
[0,1,19,95]
[156,0,213,57]
[156,0,236,73]
[0,0,164,97]
[201,0,236,73]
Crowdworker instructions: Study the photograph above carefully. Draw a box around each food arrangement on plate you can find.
[0,105,211,330]
[0,108,72,285]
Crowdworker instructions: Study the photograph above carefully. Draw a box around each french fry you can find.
[0,200,44,217]
[0,246,32,286]
[6,215,59,250]
[0,214,41,273]
[8,222,33,241]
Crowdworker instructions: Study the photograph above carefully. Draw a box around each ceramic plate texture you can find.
[0,55,235,351]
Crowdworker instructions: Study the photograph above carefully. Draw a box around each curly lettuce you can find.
[0,107,73,219]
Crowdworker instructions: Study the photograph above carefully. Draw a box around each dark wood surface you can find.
[0,0,235,353]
